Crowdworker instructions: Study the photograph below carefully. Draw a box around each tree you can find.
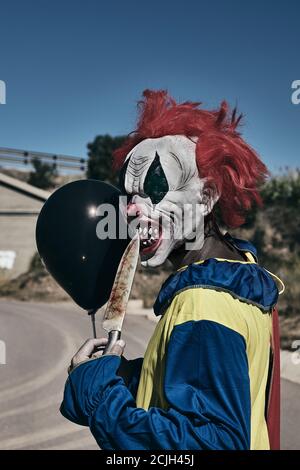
[87,134,126,185]
[28,157,57,189]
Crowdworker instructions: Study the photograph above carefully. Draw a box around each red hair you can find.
[114,89,268,227]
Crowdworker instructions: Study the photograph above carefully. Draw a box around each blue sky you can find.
[0,0,299,172]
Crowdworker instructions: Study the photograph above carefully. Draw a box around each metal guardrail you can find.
[0,147,87,172]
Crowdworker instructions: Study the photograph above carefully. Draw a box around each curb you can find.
[280,350,300,385]
[127,305,159,323]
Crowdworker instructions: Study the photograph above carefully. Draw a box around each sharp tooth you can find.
[143,227,147,235]
[154,228,158,235]
[139,227,142,233]
[142,241,147,246]
[149,228,152,234]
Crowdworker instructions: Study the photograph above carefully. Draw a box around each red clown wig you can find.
[114,89,268,228]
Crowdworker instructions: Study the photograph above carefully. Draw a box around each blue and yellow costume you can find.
[60,236,281,450]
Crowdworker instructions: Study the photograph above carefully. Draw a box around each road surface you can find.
[0,300,299,450]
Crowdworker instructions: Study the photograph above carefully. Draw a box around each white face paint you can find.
[120,135,217,267]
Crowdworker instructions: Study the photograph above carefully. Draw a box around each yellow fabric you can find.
[136,254,272,450]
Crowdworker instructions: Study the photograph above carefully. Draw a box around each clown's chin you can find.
[140,238,175,268]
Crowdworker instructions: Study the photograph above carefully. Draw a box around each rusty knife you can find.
[102,231,140,355]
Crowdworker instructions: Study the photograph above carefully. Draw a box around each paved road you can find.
[0,300,299,450]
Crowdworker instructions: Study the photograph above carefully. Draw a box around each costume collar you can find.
[224,233,258,261]
[154,253,278,317]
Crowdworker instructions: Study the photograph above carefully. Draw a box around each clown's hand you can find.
[69,337,126,373]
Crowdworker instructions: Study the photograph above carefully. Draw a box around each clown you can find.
[60,90,282,450]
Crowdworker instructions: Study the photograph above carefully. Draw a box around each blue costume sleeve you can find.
[60,356,143,427]
[60,320,251,450]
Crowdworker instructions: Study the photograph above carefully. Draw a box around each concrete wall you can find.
[0,184,44,279]
[0,184,42,211]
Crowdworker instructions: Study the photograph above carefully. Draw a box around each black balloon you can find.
[36,180,129,311]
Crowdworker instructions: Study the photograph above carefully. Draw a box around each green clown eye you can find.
[144,152,169,204]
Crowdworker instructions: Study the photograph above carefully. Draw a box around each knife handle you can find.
[102,330,121,355]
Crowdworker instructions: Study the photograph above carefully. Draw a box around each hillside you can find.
[0,170,299,349]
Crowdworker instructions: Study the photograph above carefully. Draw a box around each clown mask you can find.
[119,135,219,267]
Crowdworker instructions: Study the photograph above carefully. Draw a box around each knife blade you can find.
[102,231,140,354]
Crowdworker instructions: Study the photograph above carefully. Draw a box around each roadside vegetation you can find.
[1,135,299,349]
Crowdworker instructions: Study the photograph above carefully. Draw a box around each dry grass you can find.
[1,245,299,350]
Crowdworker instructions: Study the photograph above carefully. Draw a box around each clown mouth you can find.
[137,221,162,257]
